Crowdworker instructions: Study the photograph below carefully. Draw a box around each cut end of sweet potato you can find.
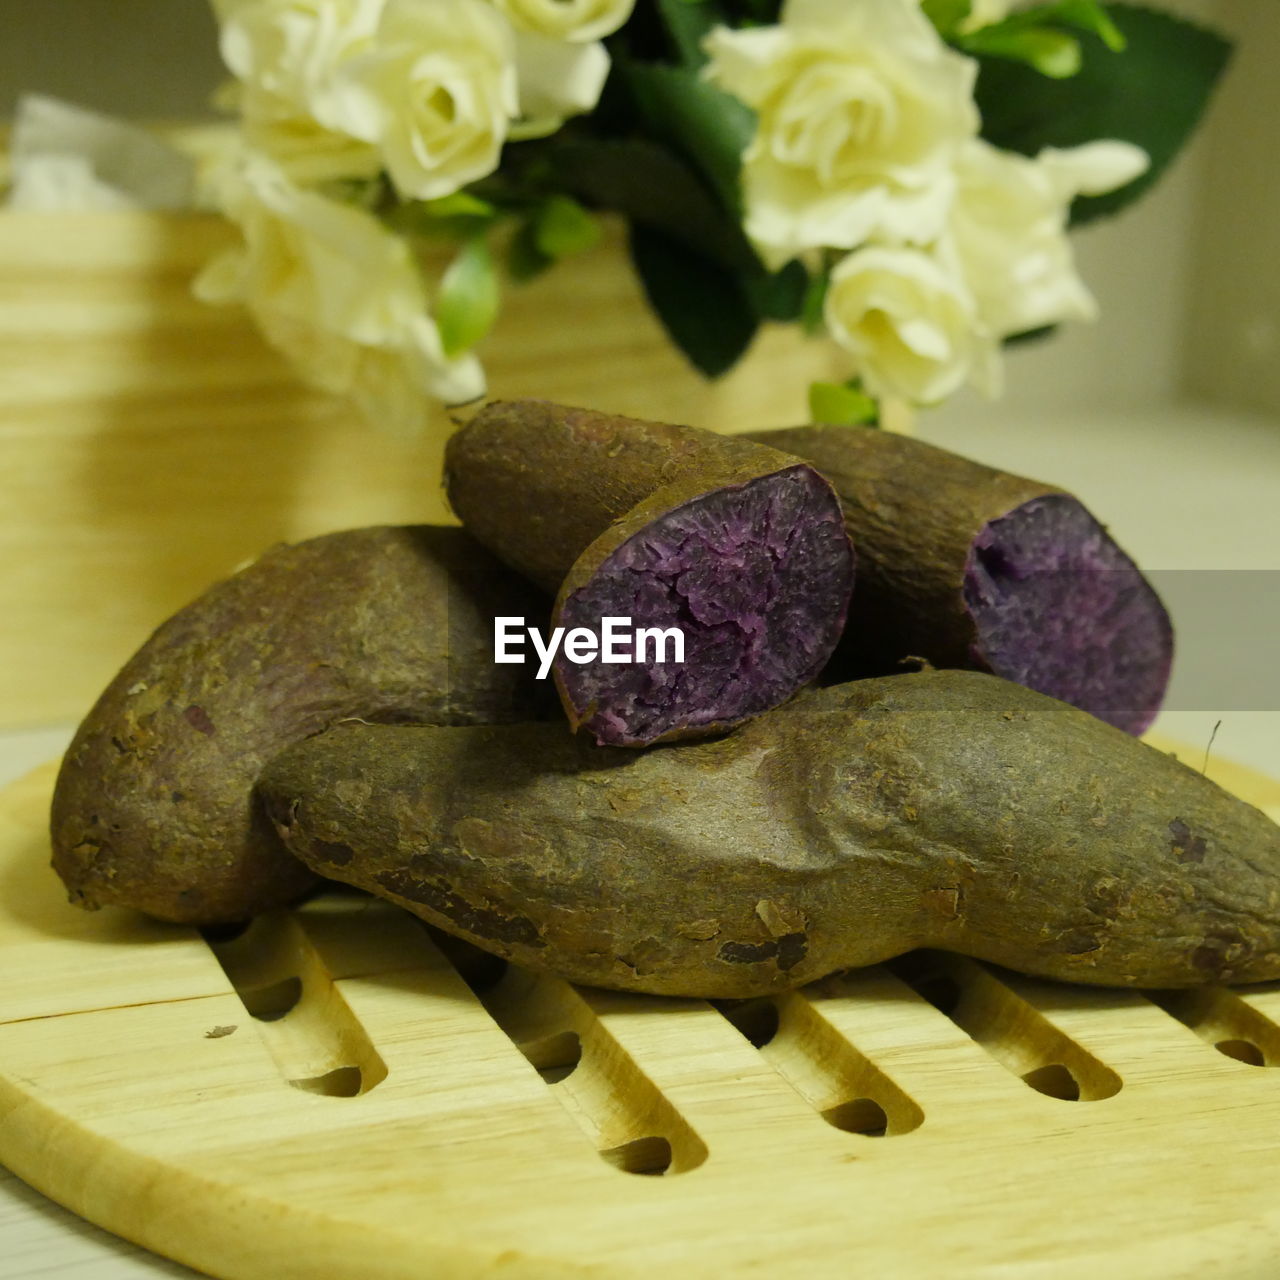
[964,494,1173,734]
[555,465,855,746]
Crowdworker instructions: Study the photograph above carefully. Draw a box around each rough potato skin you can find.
[745,424,1172,734]
[258,669,1280,998]
[743,424,1062,673]
[51,527,550,924]
[444,400,855,746]
[445,399,815,595]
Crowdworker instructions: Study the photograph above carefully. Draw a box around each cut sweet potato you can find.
[746,425,1173,734]
[258,670,1273,998]
[445,400,855,745]
[50,526,549,923]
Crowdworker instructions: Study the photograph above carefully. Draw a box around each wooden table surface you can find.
[0,734,199,1279]
[3,204,1279,1277]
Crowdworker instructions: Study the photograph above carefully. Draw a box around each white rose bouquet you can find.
[199,0,1230,430]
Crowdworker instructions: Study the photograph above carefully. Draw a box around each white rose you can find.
[335,0,518,200]
[251,307,484,428]
[348,316,486,431]
[824,244,1000,404]
[234,83,383,184]
[215,0,385,132]
[947,138,1149,339]
[1038,140,1151,202]
[195,161,484,417]
[491,0,634,42]
[512,28,610,124]
[703,0,979,267]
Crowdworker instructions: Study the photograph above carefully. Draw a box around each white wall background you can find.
[0,0,223,120]
[1183,0,1280,419]
[0,0,1273,425]
[926,0,1260,431]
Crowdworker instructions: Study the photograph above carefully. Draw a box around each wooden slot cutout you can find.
[472,963,707,1176]
[1148,985,1280,1068]
[890,952,1122,1102]
[203,909,388,1096]
[718,993,924,1137]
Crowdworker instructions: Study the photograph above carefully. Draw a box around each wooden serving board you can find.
[0,208,851,733]
[4,749,1280,1279]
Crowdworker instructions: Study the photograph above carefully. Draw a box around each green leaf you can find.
[629,223,758,378]
[544,137,757,273]
[975,3,1232,225]
[964,26,1081,78]
[653,0,729,68]
[801,270,830,336]
[437,236,500,357]
[960,3,1127,79]
[423,192,498,220]
[743,259,809,323]
[507,219,553,284]
[737,0,782,22]
[613,59,756,215]
[1004,324,1059,347]
[320,174,390,212]
[809,381,879,426]
[385,191,499,241]
[923,0,972,39]
[540,135,793,332]
[534,195,601,260]
[1014,0,1125,50]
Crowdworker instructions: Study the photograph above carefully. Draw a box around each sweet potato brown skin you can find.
[745,425,1172,734]
[51,526,549,924]
[444,400,854,746]
[445,399,814,595]
[745,424,1064,673]
[258,669,1280,998]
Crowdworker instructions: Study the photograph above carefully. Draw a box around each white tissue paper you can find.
[7,95,196,211]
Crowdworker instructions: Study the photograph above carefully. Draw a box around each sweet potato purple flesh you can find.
[556,466,854,745]
[258,669,1280,999]
[445,400,854,746]
[746,425,1172,734]
[965,494,1173,734]
[50,526,550,925]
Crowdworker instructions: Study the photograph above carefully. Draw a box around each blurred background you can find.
[0,6,1278,1273]
[1,0,1277,761]
[2,0,1273,420]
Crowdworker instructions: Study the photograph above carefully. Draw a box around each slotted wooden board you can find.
[5,750,1280,1279]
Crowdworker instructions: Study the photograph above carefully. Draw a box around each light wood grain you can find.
[0,1165,197,1279]
[6,756,1280,1279]
[0,209,845,731]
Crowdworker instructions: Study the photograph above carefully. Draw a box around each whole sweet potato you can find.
[746,424,1173,734]
[445,400,855,746]
[258,669,1280,998]
[51,526,549,924]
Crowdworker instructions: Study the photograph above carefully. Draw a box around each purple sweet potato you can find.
[745,425,1173,734]
[50,526,549,924]
[444,400,855,746]
[258,669,1280,999]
